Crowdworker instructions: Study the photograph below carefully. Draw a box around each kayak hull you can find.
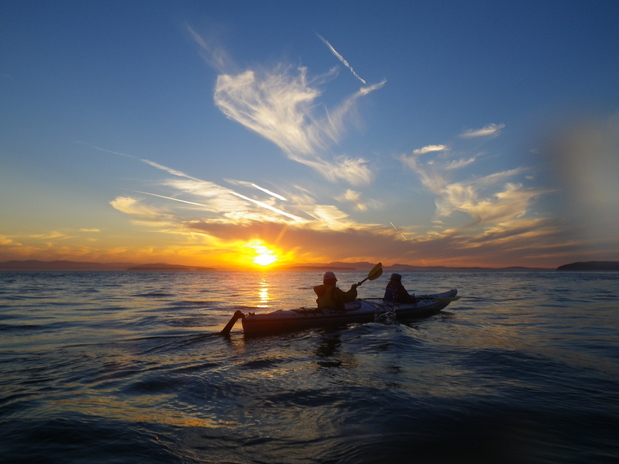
[241,289,457,336]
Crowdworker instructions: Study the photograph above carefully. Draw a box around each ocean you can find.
[1,270,617,463]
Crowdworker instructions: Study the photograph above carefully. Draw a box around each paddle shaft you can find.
[220,310,245,336]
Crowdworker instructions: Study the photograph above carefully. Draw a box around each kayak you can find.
[231,289,458,337]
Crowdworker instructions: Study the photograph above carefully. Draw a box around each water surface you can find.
[1,270,617,463]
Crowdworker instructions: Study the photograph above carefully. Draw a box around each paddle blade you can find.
[367,262,383,281]
[357,262,383,286]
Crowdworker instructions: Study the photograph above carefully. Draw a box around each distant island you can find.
[556,261,619,271]
[303,262,553,272]
[127,263,216,271]
[0,260,134,271]
[0,260,214,271]
[3,259,616,272]
[280,265,356,271]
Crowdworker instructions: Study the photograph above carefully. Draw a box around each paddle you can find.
[357,262,383,286]
[220,309,245,336]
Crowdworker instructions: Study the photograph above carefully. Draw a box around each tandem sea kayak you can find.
[221,289,458,337]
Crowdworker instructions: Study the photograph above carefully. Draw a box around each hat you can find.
[390,273,402,281]
[323,271,337,281]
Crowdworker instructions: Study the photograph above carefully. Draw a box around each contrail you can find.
[390,221,408,241]
[316,33,366,85]
[231,192,303,222]
[251,183,287,201]
[133,190,210,208]
[88,143,303,222]
[84,143,202,181]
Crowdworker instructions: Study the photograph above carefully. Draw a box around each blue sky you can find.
[1,1,618,268]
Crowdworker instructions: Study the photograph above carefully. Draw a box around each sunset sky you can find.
[2,1,618,269]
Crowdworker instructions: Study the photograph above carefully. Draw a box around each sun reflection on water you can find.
[257,277,271,308]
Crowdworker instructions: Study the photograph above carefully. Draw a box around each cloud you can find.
[104,149,384,236]
[88,145,309,225]
[0,234,17,246]
[444,156,478,170]
[413,145,448,155]
[215,68,323,155]
[110,196,169,220]
[437,180,549,224]
[460,123,505,138]
[336,189,381,212]
[186,24,233,73]
[403,142,549,228]
[212,66,383,185]
[101,150,388,241]
[188,25,386,187]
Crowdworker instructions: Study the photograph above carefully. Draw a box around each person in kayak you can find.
[314,271,358,310]
[383,273,417,303]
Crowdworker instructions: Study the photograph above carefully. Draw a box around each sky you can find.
[1,0,618,270]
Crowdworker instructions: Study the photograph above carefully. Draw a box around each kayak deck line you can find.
[220,289,459,337]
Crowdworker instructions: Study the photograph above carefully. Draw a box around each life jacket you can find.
[314,284,340,309]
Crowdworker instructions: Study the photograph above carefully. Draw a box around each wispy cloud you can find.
[213,67,383,185]
[413,144,448,155]
[96,144,391,239]
[188,26,385,186]
[460,123,505,138]
[97,145,395,255]
[186,24,233,73]
[403,142,549,228]
[337,189,382,212]
[110,196,170,220]
[0,234,16,246]
[316,33,367,85]
[28,231,71,240]
[87,144,306,224]
[436,179,548,224]
[444,156,478,170]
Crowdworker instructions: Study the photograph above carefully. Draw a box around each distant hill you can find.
[0,259,554,272]
[556,261,619,271]
[280,265,357,271]
[0,260,214,271]
[287,262,552,272]
[127,263,216,271]
[0,260,137,271]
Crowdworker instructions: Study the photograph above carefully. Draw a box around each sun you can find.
[247,241,279,267]
[254,252,277,266]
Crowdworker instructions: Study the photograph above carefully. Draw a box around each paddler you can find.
[383,273,417,303]
[314,271,358,310]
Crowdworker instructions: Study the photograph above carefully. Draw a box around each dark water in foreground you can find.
[1,270,618,463]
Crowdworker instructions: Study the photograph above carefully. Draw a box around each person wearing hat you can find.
[383,273,417,303]
[314,271,358,310]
